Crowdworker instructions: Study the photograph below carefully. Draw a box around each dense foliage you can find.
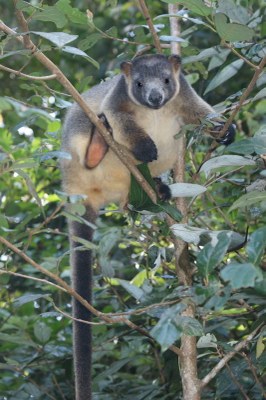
[0,1,265,399]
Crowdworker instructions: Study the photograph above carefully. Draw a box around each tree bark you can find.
[168,4,201,399]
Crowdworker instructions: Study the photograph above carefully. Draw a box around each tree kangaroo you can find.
[61,53,235,400]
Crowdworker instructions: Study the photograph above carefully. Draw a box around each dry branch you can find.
[138,0,162,53]
[0,64,56,80]
[201,325,262,388]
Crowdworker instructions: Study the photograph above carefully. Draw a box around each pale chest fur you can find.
[135,106,182,176]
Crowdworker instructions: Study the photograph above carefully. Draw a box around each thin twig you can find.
[138,0,162,53]
[224,359,250,400]
[0,63,56,80]
[53,303,105,325]
[52,375,67,400]
[241,352,266,398]
[222,41,259,70]
[0,269,66,292]
[201,325,262,388]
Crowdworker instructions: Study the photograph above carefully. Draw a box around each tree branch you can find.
[168,4,181,56]
[167,6,200,400]
[0,269,66,292]
[201,324,262,388]
[137,0,162,53]
[0,63,56,80]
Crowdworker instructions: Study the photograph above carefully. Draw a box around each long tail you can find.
[69,205,97,400]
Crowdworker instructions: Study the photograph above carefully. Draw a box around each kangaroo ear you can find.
[168,55,182,72]
[120,61,132,77]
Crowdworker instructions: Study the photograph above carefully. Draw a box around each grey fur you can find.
[61,54,229,400]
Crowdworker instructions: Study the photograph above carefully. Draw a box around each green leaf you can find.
[253,87,266,101]
[208,48,231,71]
[162,0,212,16]
[220,263,263,288]
[118,279,145,301]
[32,6,67,29]
[150,318,181,352]
[160,35,187,43]
[0,333,36,347]
[197,333,217,348]
[15,169,43,210]
[199,155,255,176]
[169,183,206,198]
[183,47,220,65]
[253,131,266,155]
[79,33,102,51]
[227,138,255,155]
[95,358,131,380]
[62,46,99,68]
[16,0,35,11]
[227,125,266,155]
[106,26,118,38]
[99,228,122,254]
[247,227,266,265]
[56,0,88,25]
[214,13,254,42]
[23,383,42,397]
[158,202,182,221]
[72,236,98,250]
[34,321,51,344]
[217,0,249,24]
[32,31,78,48]
[229,191,266,212]
[13,294,50,307]
[129,164,156,211]
[256,335,265,359]
[0,213,9,232]
[175,316,204,336]
[197,232,231,279]
[129,164,182,220]
[204,59,244,94]
[66,202,87,216]
[0,98,12,111]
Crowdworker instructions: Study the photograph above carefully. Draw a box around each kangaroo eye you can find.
[164,78,170,84]
[136,81,143,88]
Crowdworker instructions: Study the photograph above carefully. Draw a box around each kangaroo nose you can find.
[148,91,163,107]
